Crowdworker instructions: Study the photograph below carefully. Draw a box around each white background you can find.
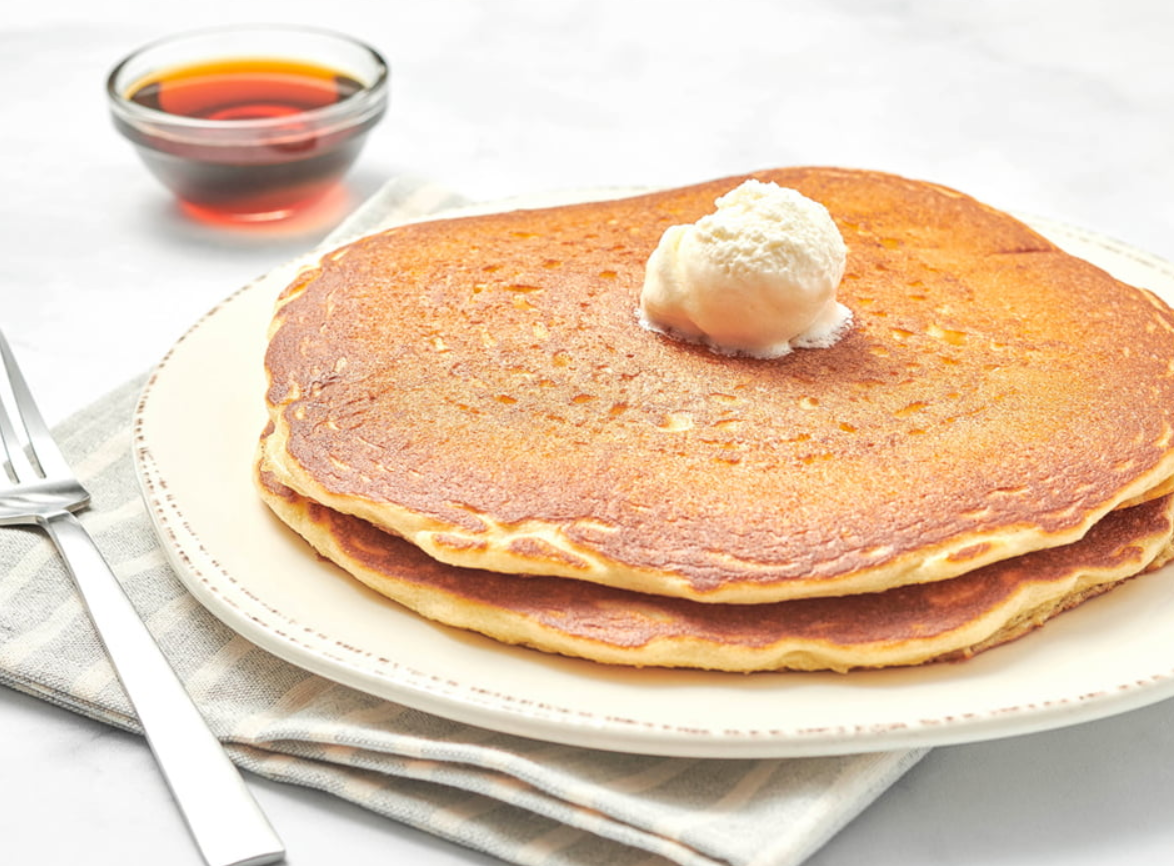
[3,1,1174,864]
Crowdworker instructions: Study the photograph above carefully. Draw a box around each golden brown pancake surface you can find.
[262,168,1174,602]
[256,459,1174,672]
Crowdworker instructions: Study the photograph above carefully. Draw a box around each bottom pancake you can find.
[256,456,1174,673]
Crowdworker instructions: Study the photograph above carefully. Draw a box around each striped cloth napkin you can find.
[0,176,926,866]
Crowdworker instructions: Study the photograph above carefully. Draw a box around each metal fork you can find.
[0,329,284,866]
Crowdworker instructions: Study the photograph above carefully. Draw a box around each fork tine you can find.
[0,329,71,482]
[0,402,32,484]
[0,358,37,485]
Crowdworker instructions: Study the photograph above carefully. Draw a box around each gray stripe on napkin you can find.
[0,175,926,866]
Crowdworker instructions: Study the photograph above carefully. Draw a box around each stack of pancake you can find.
[256,167,1174,672]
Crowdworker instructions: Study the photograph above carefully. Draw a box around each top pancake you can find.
[262,167,1174,603]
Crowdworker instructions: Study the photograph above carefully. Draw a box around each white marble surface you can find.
[3,1,1174,863]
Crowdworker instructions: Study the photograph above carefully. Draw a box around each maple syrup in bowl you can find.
[107,25,388,222]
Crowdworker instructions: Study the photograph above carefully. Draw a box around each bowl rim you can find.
[106,23,389,135]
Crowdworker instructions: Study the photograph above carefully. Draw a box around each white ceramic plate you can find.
[133,198,1174,758]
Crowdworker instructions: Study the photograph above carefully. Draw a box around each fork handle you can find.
[42,510,285,866]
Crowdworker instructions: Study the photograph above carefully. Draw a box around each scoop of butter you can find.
[639,179,852,358]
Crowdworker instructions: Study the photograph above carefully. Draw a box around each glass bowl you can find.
[107,25,389,222]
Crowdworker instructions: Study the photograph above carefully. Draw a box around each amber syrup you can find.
[121,58,366,220]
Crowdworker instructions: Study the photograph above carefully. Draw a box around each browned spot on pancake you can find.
[507,537,590,570]
[431,533,488,554]
[947,542,992,564]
